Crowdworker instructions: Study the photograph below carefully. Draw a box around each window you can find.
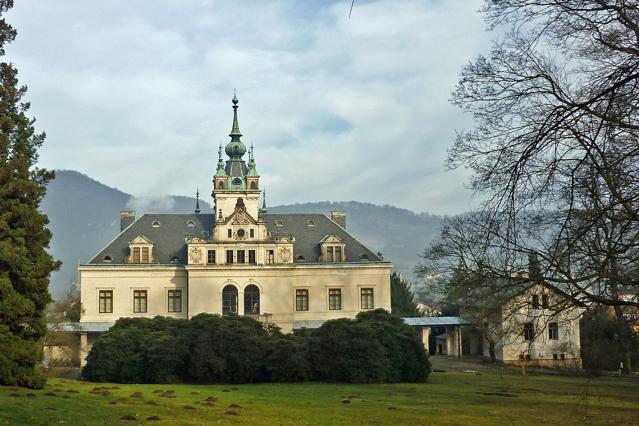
[103,255,113,263]
[170,257,180,264]
[523,323,534,341]
[553,353,558,360]
[359,253,369,260]
[237,229,245,238]
[232,177,242,186]
[249,229,255,238]
[560,353,565,360]
[207,249,216,264]
[244,284,260,314]
[132,247,140,263]
[250,181,257,190]
[218,181,225,189]
[306,220,315,226]
[296,255,306,262]
[222,285,238,315]
[226,250,234,264]
[542,294,549,309]
[168,289,182,313]
[361,288,374,310]
[152,221,161,227]
[548,322,559,340]
[186,220,195,228]
[275,220,284,227]
[335,246,342,262]
[327,246,334,262]
[237,250,245,264]
[328,289,342,310]
[249,249,256,264]
[141,247,149,263]
[133,290,147,313]
[99,290,113,313]
[266,250,275,264]
[531,295,539,309]
[296,289,309,311]
[227,229,232,238]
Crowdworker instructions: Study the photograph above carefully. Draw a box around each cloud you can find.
[7,0,491,215]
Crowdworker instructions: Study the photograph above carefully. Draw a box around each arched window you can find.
[152,221,161,227]
[296,255,306,262]
[232,177,242,186]
[218,181,225,189]
[250,181,257,190]
[222,285,238,315]
[103,255,113,263]
[244,284,260,315]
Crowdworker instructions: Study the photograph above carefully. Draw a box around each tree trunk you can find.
[489,341,496,363]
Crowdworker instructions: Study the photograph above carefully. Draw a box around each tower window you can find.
[218,181,225,189]
[250,181,257,189]
[232,177,242,185]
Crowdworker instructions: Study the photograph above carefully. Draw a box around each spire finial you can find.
[195,188,201,214]
[218,143,222,160]
[262,188,267,211]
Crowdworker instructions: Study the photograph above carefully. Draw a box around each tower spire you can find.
[224,91,247,161]
[195,188,201,214]
[230,89,242,139]
[262,188,267,211]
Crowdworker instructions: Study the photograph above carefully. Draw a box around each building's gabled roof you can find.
[87,212,384,265]
[262,213,382,263]
[89,214,215,264]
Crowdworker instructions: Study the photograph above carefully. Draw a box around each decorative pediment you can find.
[129,235,153,245]
[319,235,342,244]
[228,207,258,226]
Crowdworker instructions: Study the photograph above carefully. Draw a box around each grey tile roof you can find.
[89,214,215,264]
[403,317,473,327]
[87,212,385,266]
[263,213,383,263]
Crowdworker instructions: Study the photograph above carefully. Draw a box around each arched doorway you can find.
[244,284,260,315]
[222,285,238,315]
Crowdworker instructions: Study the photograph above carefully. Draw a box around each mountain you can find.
[42,171,444,299]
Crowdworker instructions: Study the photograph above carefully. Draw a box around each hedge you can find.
[82,309,430,384]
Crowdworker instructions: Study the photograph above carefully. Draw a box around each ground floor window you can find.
[296,289,309,311]
[222,285,238,315]
[99,290,113,313]
[360,288,374,310]
[133,290,147,313]
[328,288,342,310]
[523,323,534,341]
[244,284,260,314]
[168,289,182,312]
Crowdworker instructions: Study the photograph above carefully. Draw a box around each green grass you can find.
[1,372,638,425]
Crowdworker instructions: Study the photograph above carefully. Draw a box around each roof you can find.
[263,214,382,263]
[56,322,115,332]
[89,214,215,264]
[403,316,472,327]
[88,212,384,265]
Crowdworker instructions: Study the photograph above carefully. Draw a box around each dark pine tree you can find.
[390,271,420,317]
[0,0,60,388]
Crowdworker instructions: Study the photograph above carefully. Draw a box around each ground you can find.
[1,366,638,426]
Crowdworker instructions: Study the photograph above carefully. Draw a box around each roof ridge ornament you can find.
[195,188,201,214]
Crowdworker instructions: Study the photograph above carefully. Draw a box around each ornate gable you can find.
[129,235,153,245]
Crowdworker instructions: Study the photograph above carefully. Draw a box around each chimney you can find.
[331,211,346,229]
[120,210,135,232]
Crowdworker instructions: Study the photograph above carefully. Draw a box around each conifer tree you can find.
[0,0,60,388]
[390,272,420,317]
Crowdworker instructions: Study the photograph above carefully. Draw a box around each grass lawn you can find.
[1,371,638,425]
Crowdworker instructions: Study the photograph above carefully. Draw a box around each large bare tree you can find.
[419,1,639,371]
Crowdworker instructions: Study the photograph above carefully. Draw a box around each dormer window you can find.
[306,220,315,226]
[170,257,180,264]
[320,235,346,262]
[275,220,284,226]
[186,220,195,227]
[296,255,306,262]
[359,253,369,260]
[152,221,161,227]
[103,255,113,263]
[128,235,154,264]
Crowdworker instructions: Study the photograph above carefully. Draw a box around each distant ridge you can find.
[42,171,444,299]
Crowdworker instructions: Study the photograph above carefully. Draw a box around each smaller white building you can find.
[484,282,585,367]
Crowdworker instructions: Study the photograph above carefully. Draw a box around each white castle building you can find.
[77,95,392,363]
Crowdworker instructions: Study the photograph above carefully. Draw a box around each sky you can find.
[7,0,492,215]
